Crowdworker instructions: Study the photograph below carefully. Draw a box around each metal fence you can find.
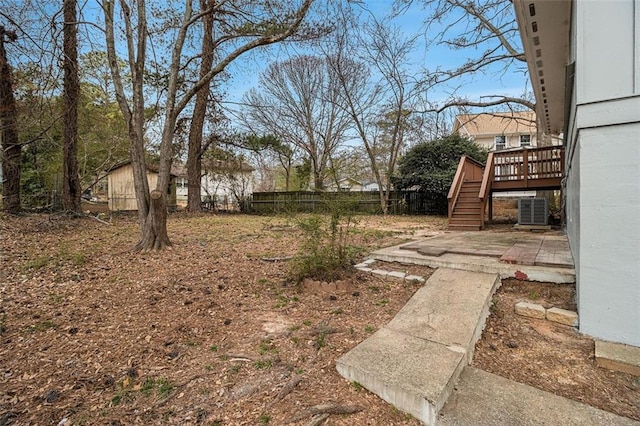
[249,190,447,215]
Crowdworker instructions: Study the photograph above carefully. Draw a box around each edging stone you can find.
[515,302,546,319]
[546,307,579,326]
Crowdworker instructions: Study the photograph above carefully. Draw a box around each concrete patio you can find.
[337,229,637,425]
[370,230,575,284]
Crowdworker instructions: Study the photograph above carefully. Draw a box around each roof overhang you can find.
[513,0,571,135]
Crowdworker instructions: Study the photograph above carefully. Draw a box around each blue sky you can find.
[221,0,529,116]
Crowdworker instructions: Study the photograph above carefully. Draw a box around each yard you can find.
[1,212,637,425]
[0,212,443,425]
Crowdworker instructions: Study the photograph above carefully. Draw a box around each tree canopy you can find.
[392,134,488,195]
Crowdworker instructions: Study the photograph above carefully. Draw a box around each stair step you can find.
[450,217,482,223]
[454,209,482,214]
[451,210,480,220]
[448,224,482,231]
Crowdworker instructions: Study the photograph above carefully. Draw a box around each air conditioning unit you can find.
[518,198,548,225]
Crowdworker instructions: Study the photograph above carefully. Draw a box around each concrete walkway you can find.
[439,367,636,425]
[337,230,639,425]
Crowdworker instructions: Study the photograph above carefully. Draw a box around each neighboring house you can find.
[361,181,380,192]
[106,162,177,211]
[172,161,255,210]
[514,0,640,347]
[453,111,537,151]
[455,112,542,198]
[326,177,363,192]
[201,160,255,210]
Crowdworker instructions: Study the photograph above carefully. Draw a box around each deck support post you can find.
[488,194,493,221]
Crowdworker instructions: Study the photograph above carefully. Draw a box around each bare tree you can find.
[102,0,314,251]
[243,55,351,190]
[185,0,214,213]
[326,15,418,213]
[0,26,20,213]
[400,0,535,113]
[62,0,81,212]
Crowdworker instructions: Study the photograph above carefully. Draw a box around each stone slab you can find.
[386,268,500,349]
[439,367,639,425]
[500,239,543,266]
[370,269,388,277]
[399,242,426,251]
[596,340,640,376]
[387,270,406,279]
[515,301,546,319]
[336,327,465,426]
[546,307,579,326]
[405,275,426,283]
[417,246,448,257]
[536,237,575,268]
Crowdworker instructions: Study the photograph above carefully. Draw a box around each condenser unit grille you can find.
[518,198,548,225]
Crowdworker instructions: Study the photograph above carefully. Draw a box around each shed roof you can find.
[107,161,180,177]
[454,111,537,137]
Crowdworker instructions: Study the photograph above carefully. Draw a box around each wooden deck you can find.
[448,146,564,230]
[491,147,564,191]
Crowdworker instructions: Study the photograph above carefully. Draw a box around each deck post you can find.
[488,194,493,221]
[523,148,529,188]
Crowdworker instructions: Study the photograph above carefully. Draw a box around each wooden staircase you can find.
[449,179,483,231]
[447,147,565,231]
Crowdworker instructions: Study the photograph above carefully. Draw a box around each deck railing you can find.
[493,146,564,184]
[447,155,485,224]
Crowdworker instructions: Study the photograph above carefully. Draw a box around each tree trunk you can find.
[135,189,172,251]
[62,0,82,212]
[186,0,215,213]
[0,27,21,214]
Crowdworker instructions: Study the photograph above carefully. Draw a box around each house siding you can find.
[576,0,638,102]
[563,0,640,346]
[576,124,640,346]
[472,134,538,151]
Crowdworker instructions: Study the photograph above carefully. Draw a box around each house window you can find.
[176,177,188,189]
[520,134,531,147]
[495,135,506,151]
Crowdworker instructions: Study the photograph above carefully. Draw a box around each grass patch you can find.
[254,360,273,370]
[26,320,57,333]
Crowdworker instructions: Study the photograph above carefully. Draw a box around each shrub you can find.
[288,204,360,283]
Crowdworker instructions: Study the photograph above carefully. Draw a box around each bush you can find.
[288,205,361,283]
[392,134,489,196]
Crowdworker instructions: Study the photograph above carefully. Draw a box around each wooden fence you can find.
[249,190,447,215]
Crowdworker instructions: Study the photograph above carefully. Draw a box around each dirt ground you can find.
[473,279,640,421]
[0,213,440,426]
[1,212,637,425]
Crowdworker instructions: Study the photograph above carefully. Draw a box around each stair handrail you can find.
[448,156,468,222]
[478,151,495,228]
